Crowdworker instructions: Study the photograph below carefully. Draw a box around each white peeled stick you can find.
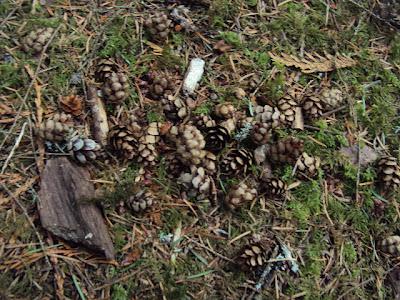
[183,58,205,94]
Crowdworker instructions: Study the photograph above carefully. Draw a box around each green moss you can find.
[111,284,128,300]
[219,31,242,48]
[209,0,240,29]
[343,242,357,264]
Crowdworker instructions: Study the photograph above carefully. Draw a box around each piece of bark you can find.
[38,157,114,259]
[86,85,109,147]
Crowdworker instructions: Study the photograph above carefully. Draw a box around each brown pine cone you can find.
[175,125,206,166]
[108,125,138,160]
[95,58,119,82]
[162,95,188,122]
[379,236,400,256]
[220,149,254,176]
[320,88,344,109]
[254,105,282,129]
[224,182,257,210]
[21,27,54,53]
[268,137,304,164]
[278,94,298,126]
[202,151,217,174]
[137,122,161,167]
[190,114,216,130]
[60,95,84,116]
[102,72,129,104]
[251,122,272,145]
[260,177,287,199]
[144,12,173,41]
[126,190,155,213]
[296,152,321,178]
[237,236,277,270]
[219,118,237,135]
[377,155,400,190]
[38,112,73,142]
[214,102,236,120]
[179,166,213,200]
[204,125,230,153]
[68,136,101,164]
[128,108,147,139]
[165,152,189,179]
[302,95,324,120]
[149,77,175,100]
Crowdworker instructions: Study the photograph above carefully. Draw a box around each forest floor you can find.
[1,0,400,299]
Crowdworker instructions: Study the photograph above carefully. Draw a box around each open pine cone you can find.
[237,236,277,271]
[162,95,188,122]
[204,125,230,153]
[377,155,400,191]
[95,58,120,82]
[260,177,287,199]
[21,27,54,53]
[68,136,101,164]
[128,108,147,139]
[60,95,84,116]
[174,125,206,166]
[126,190,155,213]
[179,166,213,200]
[190,114,216,130]
[38,112,73,142]
[224,182,257,210]
[102,72,129,104]
[254,105,282,129]
[108,125,138,160]
[251,122,272,145]
[220,149,254,176]
[278,94,298,126]
[268,137,304,165]
[137,122,161,167]
[144,12,173,41]
[295,152,321,178]
[149,76,175,100]
[302,95,324,120]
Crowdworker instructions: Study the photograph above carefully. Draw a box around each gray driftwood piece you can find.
[38,157,114,259]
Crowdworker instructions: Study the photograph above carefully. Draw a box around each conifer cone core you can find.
[144,12,173,41]
[108,125,138,160]
[377,155,400,191]
[225,182,257,210]
[21,27,55,53]
[38,112,73,142]
[102,72,129,104]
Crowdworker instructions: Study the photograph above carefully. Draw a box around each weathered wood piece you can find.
[38,157,114,259]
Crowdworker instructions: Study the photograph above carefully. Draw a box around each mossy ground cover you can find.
[1,0,400,299]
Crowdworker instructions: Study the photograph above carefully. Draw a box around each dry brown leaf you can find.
[268,51,357,73]
[121,248,142,266]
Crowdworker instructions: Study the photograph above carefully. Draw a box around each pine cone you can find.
[202,151,217,174]
[137,122,160,167]
[254,105,282,128]
[237,237,276,270]
[21,27,54,53]
[165,152,188,179]
[108,125,138,160]
[268,137,304,165]
[260,177,287,198]
[102,72,129,104]
[95,58,119,82]
[320,88,343,109]
[220,149,254,176]
[68,136,101,164]
[302,95,324,120]
[179,166,213,200]
[296,152,321,178]
[278,94,298,126]
[190,114,216,130]
[377,155,400,190]
[149,76,175,100]
[214,103,236,119]
[60,95,84,116]
[128,108,147,139]
[175,125,206,166]
[380,236,400,256]
[162,95,188,122]
[251,122,272,145]
[224,182,257,210]
[219,118,237,135]
[144,12,173,41]
[38,112,73,142]
[126,190,155,213]
[204,125,230,152]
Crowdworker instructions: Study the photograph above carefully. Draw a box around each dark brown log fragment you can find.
[38,157,114,259]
